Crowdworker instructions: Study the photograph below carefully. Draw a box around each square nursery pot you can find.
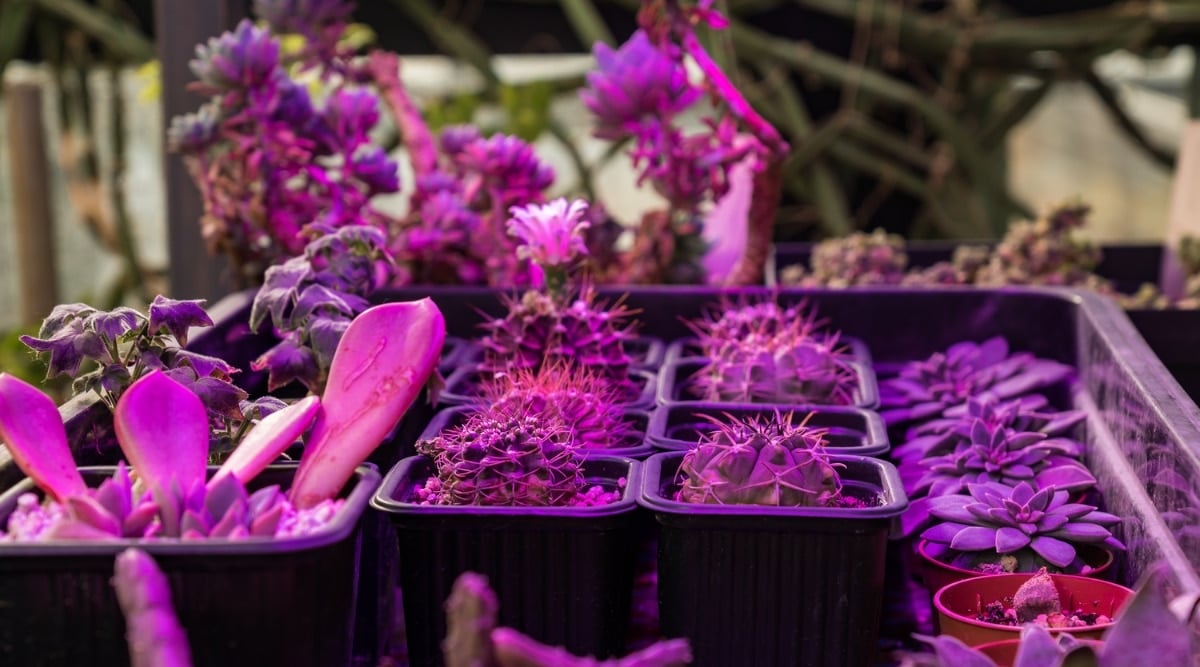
[439,365,658,410]
[639,451,909,667]
[0,463,381,667]
[655,354,879,410]
[371,454,642,667]
[453,334,667,371]
[420,405,655,459]
[664,335,874,368]
[647,402,890,457]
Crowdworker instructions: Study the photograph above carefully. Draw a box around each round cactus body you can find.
[483,365,635,450]
[676,412,842,507]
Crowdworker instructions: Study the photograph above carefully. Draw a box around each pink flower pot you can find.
[916,539,1115,594]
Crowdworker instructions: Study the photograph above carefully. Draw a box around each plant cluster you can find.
[674,411,847,508]
[685,298,858,405]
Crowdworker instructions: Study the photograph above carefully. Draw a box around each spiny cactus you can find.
[478,287,639,394]
[675,411,843,507]
[686,298,858,405]
[921,481,1125,573]
[481,365,637,451]
[415,409,585,507]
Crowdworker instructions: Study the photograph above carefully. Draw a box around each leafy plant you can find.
[675,411,843,507]
[921,481,1124,574]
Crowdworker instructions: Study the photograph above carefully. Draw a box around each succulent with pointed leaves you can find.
[921,481,1125,574]
[481,365,636,451]
[676,411,843,507]
[156,474,291,539]
[895,395,1085,464]
[879,337,1074,426]
[415,409,584,507]
[479,287,639,396]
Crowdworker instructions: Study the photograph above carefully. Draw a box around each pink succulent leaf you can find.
[125,502,160,537]
[64,495,122,536]
[1012,625,1066,667]
[913,634,996,667]
[112,548,193,667]
[148,295,212,346]
[209,502,247,538]
[181,510,209,537]
[0,373,87,501]
[203,473,249,518]
[114,371,209,504]
[250,502,285,536]
[43,519,119,541]
[701,142,757,285]
[290,299,446,509]
[248,485,286,516]
[212,396,320,488]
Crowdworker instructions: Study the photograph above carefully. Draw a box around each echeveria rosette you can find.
[921,481,1125,574]
[879,337,1075,427]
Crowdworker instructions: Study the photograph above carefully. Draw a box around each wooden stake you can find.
[4,77,59,324]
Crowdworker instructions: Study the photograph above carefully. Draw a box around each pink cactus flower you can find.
[506,198,592,269]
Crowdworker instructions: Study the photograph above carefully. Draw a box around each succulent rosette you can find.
[921,481,1125,573]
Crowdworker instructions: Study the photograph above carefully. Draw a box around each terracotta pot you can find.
[975,637,1104,666]
[933,572,1133,647]
[916,540,1115,594]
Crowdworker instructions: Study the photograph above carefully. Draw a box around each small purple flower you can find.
[148,295,213,346]
[167,106,219,154]
[189,20,280,92]
[581,29,699,140]
[322,87,380,145]
[507,198,591,268]
[349,146,401,194]
[439,125,483,156]
[455,133,555,204]
[253,0,355,36]
[272,79,318,128]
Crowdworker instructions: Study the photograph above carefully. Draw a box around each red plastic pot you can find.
[916,539,1115,594]
[934,572,1132,646]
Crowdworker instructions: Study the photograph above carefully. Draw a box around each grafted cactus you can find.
[676,412,842,507]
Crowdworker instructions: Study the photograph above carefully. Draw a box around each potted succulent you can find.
[0,299,445,666]
[656,297,879,409]
[932,569,1134,646]
[902,562,1198,667]
[638,410,908,667]
[918,481,1125,593]
[371,396,642,666]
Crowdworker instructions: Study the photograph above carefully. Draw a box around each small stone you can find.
[1014,567,1062,623]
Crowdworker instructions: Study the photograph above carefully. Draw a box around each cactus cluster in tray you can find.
[685,298,858,405]
[674,411,847,507]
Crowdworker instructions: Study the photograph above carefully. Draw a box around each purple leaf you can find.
[292,284,367,324]
[1030,535,1076,568]
[1100,564,1193,666]
[85,307,144,341]
[995,526,1031,552]
[1013,625,1066,667]
[251,339,320,392]
[170,350,237,379]
[927,496,979,523]
[1048,522,1114,543]
[21,320,108,377]
[0,373,87,501]
[950,526,998,551]
[113,371,209,504]
[64,495,121,536]
[913,634,997,667]
[249,257,313,332]
[307,316,350,369]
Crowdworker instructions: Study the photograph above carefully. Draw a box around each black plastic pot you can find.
[647,402,890,457]
[372,455,642,666]
[439,366,658,410]
[664,334,874,368]
[656,355,880,410]
[420,405,654,459]
[0,463,380,667]
[640,451,908,667]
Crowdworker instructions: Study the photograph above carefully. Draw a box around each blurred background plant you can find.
[1,0,1199,332]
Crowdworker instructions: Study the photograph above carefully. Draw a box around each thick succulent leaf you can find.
[124,502,159,537]
[1047,522,1113,543]
[212,396,320,488]
[950,526,998,551]
[1013,625,1068,667]
[1080,510,1122,526]
[1100,565,1192,667]
[927,496,979,523]
[180,509,210,537]
[250,502,285,536]
[209,502,247,537]
[995,526,1031,553]
[914,633,997,667]
[1035,464,1096,492]
[203,473,248,519]
[0,373,87,501]
[1030,535,1076,568]
[114,371,208,502]
[64,495,121,536]
[290,299,446,509]
[1054,503,1099,519]
[43,519,120,540]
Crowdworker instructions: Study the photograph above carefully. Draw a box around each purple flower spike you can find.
[148,296,213,346]
[189,19,280,92]
[0,373,87,502]
[581,29,699,140]
[507,198,591,269]
[113,371,209,505]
